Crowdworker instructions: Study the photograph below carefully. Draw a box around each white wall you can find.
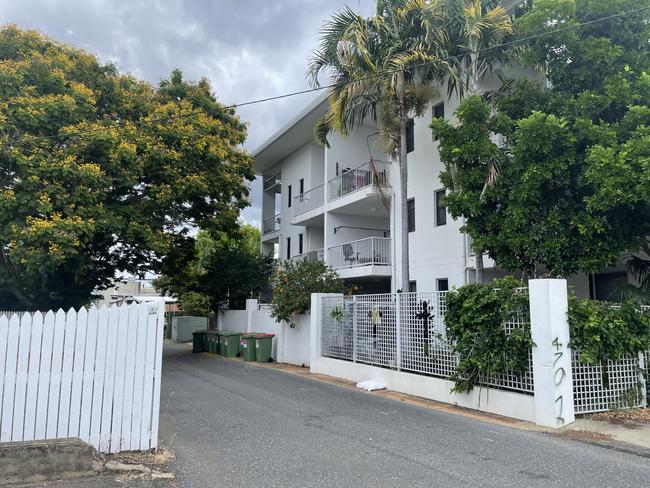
[219,301,312,366]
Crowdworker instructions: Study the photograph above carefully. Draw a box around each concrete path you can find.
[158,342,650,488]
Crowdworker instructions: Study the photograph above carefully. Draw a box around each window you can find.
[407,198,415,232]
[433,102,444,141]
[435,189,447,226]
[286,237,291,260]
[298,233,303,255]
[406,118,415,153]
[299,178,304,195]
[287,185,292,207]
[437,278,449,292]
[409,281,417,292]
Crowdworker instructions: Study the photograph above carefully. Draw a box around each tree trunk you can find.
[399,109,410,292]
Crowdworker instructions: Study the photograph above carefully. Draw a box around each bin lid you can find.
[221,331,241,336]
[255,333,275,338]
[241,332,256,338]
[193,330,207,334]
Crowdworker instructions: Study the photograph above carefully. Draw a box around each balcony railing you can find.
[291,249,324,262]
[294,184,324,217]
[328,160,390,200]
[263,173,281,192]
[328,237,391,269]
[262,213,281,235]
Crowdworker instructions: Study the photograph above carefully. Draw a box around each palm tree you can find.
[308,0,456,292]
[442,0,513,283]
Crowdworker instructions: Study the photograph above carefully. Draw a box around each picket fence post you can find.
[529,279,575,428]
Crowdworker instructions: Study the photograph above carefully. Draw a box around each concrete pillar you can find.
[310,293,344,373]
[245,299,258,333]
[529,279,575,428]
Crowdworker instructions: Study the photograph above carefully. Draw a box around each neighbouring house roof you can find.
[252,91,329,174]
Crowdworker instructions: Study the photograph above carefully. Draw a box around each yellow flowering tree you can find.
[0,26,253,309]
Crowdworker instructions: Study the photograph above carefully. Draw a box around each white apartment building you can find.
[253,74,628,298]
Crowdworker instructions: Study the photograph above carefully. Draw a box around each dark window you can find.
[433,102,444,140]
[287,185,292,207]
[409,281,417,292]
[435,189,447,226]
[406,118,415,153]
[299,178,304,195]
[437,278,449,292]
[298,233,303,255]
[286,237,291,260]
[407,198,415,232]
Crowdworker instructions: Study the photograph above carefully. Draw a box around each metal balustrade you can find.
[294,184,324,216]
[328,237,391,269]
[328,160,390,200]
[262,213,280,235]
[263,173,281,192]
[291,249,324,262]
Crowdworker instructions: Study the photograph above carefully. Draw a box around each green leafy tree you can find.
[156,225,274,314]
[0,26,253,310]
[270,259,346,327]
[432,0,650,284]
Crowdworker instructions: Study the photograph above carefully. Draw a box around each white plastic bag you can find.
[356,380,387,391]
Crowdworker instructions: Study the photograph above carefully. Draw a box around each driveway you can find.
[159,342,650,488]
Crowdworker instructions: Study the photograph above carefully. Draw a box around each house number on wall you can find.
[552,336,565,426]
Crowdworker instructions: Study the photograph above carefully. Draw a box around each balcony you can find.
[328,160,391,215]
[328,237,392,279]
[291,248,324,262]
[262,213,281,241]
[292,184,325,226]
[263,173,281,193]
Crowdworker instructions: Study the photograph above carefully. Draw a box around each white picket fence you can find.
[0,301,164,453]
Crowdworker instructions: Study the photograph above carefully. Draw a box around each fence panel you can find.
[0,302,164,453]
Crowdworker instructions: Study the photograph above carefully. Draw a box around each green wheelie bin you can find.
[240,332,257,361]
[255,333,275,363]
[192,330,206,353]
[221,331,241,358]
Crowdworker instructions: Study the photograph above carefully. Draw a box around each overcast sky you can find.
[0,0,376,227]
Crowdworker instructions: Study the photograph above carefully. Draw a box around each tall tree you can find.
[0,26,253,310]
[307,0,456,292]
[432,0,650,294]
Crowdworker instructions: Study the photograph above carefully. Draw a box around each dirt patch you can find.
[104,448,175,469]
[557,429,614,442]
[589,408,650,425]
[95,448,176,482]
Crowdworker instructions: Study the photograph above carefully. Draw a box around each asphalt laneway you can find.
[158,342,650,488]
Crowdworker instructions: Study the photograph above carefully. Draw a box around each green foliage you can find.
[178,291,212,318]
[0,26,253,310]
[155,224,273,314]
[270,259,346,327]
[432,0,650,278]
[444,277,533,393]
[568,297,650,365]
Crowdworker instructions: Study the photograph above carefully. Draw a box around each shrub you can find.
[444,276,533,394]
[270,259,345,327]
[178,292,212,317]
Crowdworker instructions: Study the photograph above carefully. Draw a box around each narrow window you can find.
[286,237,291,260]
[406,118,415,153]
[409,281,417,292]
[407,198,415,232]
[298,233,303,255]
[433,102,444,141]
[437,278,449,292]
[299,178,304,195]
[287,185,292,208]
[435,189,447,226]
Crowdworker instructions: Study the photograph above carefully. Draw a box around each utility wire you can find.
[4,4,650,148]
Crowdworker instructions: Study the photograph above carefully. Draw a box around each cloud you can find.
[0,0,376,226]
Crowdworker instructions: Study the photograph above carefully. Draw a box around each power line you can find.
[4,4,650,148]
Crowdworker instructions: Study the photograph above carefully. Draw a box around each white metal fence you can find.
[321,292,534,395]
[328,160,390,200]
[292,249,324,262]
[328,237,391,269]
[321,292,650,412]
[0,302,164,453]
[262,213,280,235]
[294,184,324,216]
